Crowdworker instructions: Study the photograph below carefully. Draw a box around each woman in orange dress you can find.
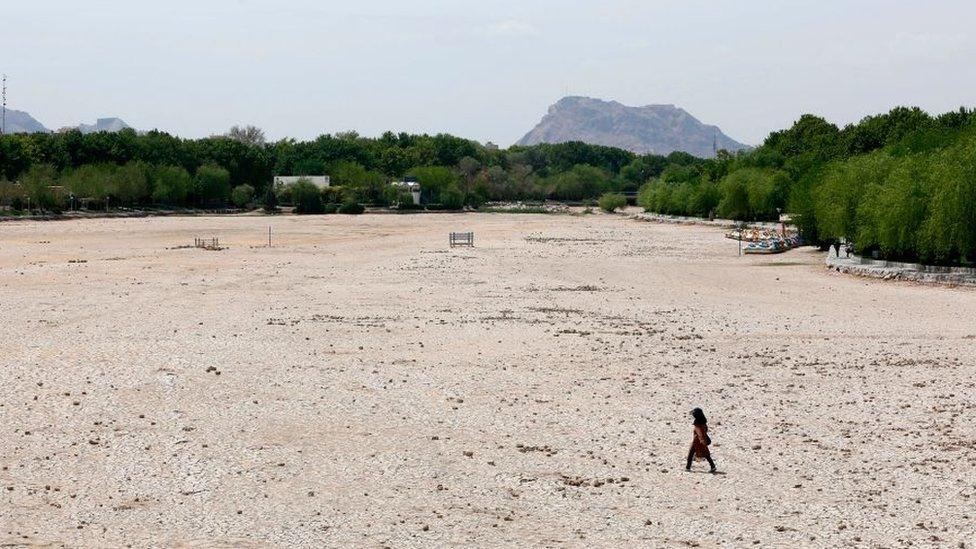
[686,408,716,473]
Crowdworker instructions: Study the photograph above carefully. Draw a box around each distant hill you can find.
[517,96,750,158]
[76,117,131,134]
[0,109,133,135]
[1,109,50,134]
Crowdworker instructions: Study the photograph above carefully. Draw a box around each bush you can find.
[391,190,421,210]
[440,185,465,210]
[276,183,293,205]
[321,186,345,204]
[598,192,627,212]
[0,180,27,209]
[637,180,672,214]
[22,164,61,212]
[263,183,279,213]
[231,184,255,208]
[338,201,365,214]
[322,203,339,214]
[291,179,324,214]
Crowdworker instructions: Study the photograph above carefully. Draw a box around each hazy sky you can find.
[5,0,975,145]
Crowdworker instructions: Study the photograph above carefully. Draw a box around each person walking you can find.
[686,408,716,473]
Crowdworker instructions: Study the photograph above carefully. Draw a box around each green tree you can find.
[226,125,266,146]
[407,166,460,204]
[231,184,256,208]
[112,161,151,205]
[22,164,60,211]
[457,156,481,183]
[151,165,192,205]
[333,161,388,204]
[814,152,893,241]
[544,164,609,201]
[764,114,841,160]
[715,168,789,221]
[787,177,820,243]
[637,179,672,214]
[194,164,232,205]
[919,136,976,262]
[717,173,750,220]
[440,184,464,210]
[688,176,720,217]
[62,164,115,203]
[845,155,927,259]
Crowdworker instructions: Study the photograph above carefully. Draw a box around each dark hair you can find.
[691,408,707,425]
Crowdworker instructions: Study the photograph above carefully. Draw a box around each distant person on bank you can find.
[686,408,716,473]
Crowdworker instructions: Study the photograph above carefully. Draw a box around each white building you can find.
[274,175,330,188]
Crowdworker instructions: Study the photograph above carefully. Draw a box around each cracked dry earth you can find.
[1,212,974,548]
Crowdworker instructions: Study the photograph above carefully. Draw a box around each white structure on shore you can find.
[274,175,330,188]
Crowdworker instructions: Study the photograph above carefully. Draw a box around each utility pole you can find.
[2,74,7,136]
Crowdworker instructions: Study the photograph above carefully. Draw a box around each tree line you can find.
[635,106,976,264]
[0,126,689,211]
[2,106,975,264]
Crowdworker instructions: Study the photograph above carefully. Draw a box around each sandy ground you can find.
[1,212,974,548]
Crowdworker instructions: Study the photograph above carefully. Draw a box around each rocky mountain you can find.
[0,109,133,134]
[76,117,131,134]
[517,96,749,158]
[1,109,50,134]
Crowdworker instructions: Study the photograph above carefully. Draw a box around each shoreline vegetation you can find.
[0,201,579,221]
[2,104,975,266]
[0,206,254,221]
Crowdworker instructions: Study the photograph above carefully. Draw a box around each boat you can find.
[743,239,788,254]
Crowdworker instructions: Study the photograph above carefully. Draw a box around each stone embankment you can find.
[826,251,976,287]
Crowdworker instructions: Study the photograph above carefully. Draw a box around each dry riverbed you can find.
[1,213,974,547]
